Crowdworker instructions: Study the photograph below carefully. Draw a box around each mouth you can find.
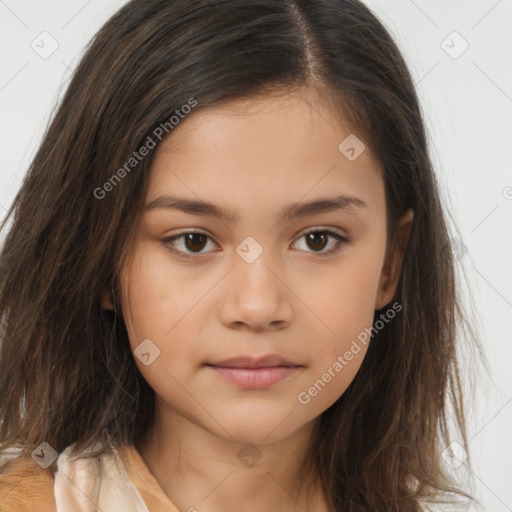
[205,354,303,389]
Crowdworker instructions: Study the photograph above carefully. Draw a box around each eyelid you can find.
[161,227,350,259]
[294,225,347,239]
[291,227,350,258]
[160,229,220,259]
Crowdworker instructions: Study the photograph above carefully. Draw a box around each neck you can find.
[135,402,328,512]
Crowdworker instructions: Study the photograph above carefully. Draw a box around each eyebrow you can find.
[144,194,367,223]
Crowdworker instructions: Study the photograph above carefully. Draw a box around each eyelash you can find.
[161,228,350,260]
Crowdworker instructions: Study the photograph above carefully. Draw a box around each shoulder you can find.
[0,453,57,512]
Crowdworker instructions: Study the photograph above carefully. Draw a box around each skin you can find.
[103,87,413,512]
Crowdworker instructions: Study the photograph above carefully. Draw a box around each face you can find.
[105,87,412,445]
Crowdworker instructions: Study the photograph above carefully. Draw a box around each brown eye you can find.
[162,231,218,258]
[183,233,208,252]
[305,232,329,251]
[162,228,350,260]
[292,229,350,256]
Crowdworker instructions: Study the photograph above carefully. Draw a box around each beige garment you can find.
[116,443,183,512]
[0,441,181,512]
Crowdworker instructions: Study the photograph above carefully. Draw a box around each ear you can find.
[101,288,115,311]
[375,208,414,310]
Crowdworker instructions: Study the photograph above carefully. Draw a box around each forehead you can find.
[159,87,357,153]
[145,88,385,219]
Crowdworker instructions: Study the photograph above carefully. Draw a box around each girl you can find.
[0,0,482,510]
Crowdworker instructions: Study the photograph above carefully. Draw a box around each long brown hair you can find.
[0,0,483,510]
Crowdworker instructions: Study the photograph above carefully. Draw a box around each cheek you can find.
[119,245,214,391]
[294,303,373,417]
[295,248,383,407]
[120,245,206,342]
[305,245,383,340]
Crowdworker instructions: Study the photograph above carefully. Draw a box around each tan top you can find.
[0,443,180,512]
[117,444,181,512]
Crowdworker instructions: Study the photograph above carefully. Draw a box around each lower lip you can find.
[207,365,299,388]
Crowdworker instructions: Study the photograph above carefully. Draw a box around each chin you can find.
[211,408,307,445]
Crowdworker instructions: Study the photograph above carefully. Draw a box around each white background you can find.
[0,1,511,510]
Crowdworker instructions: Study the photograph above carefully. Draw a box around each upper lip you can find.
[207,354,301,368]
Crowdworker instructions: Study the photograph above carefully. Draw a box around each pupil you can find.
[307,232,327,251]
[185,233,207,252]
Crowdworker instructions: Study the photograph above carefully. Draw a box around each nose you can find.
[217,249,294,332]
